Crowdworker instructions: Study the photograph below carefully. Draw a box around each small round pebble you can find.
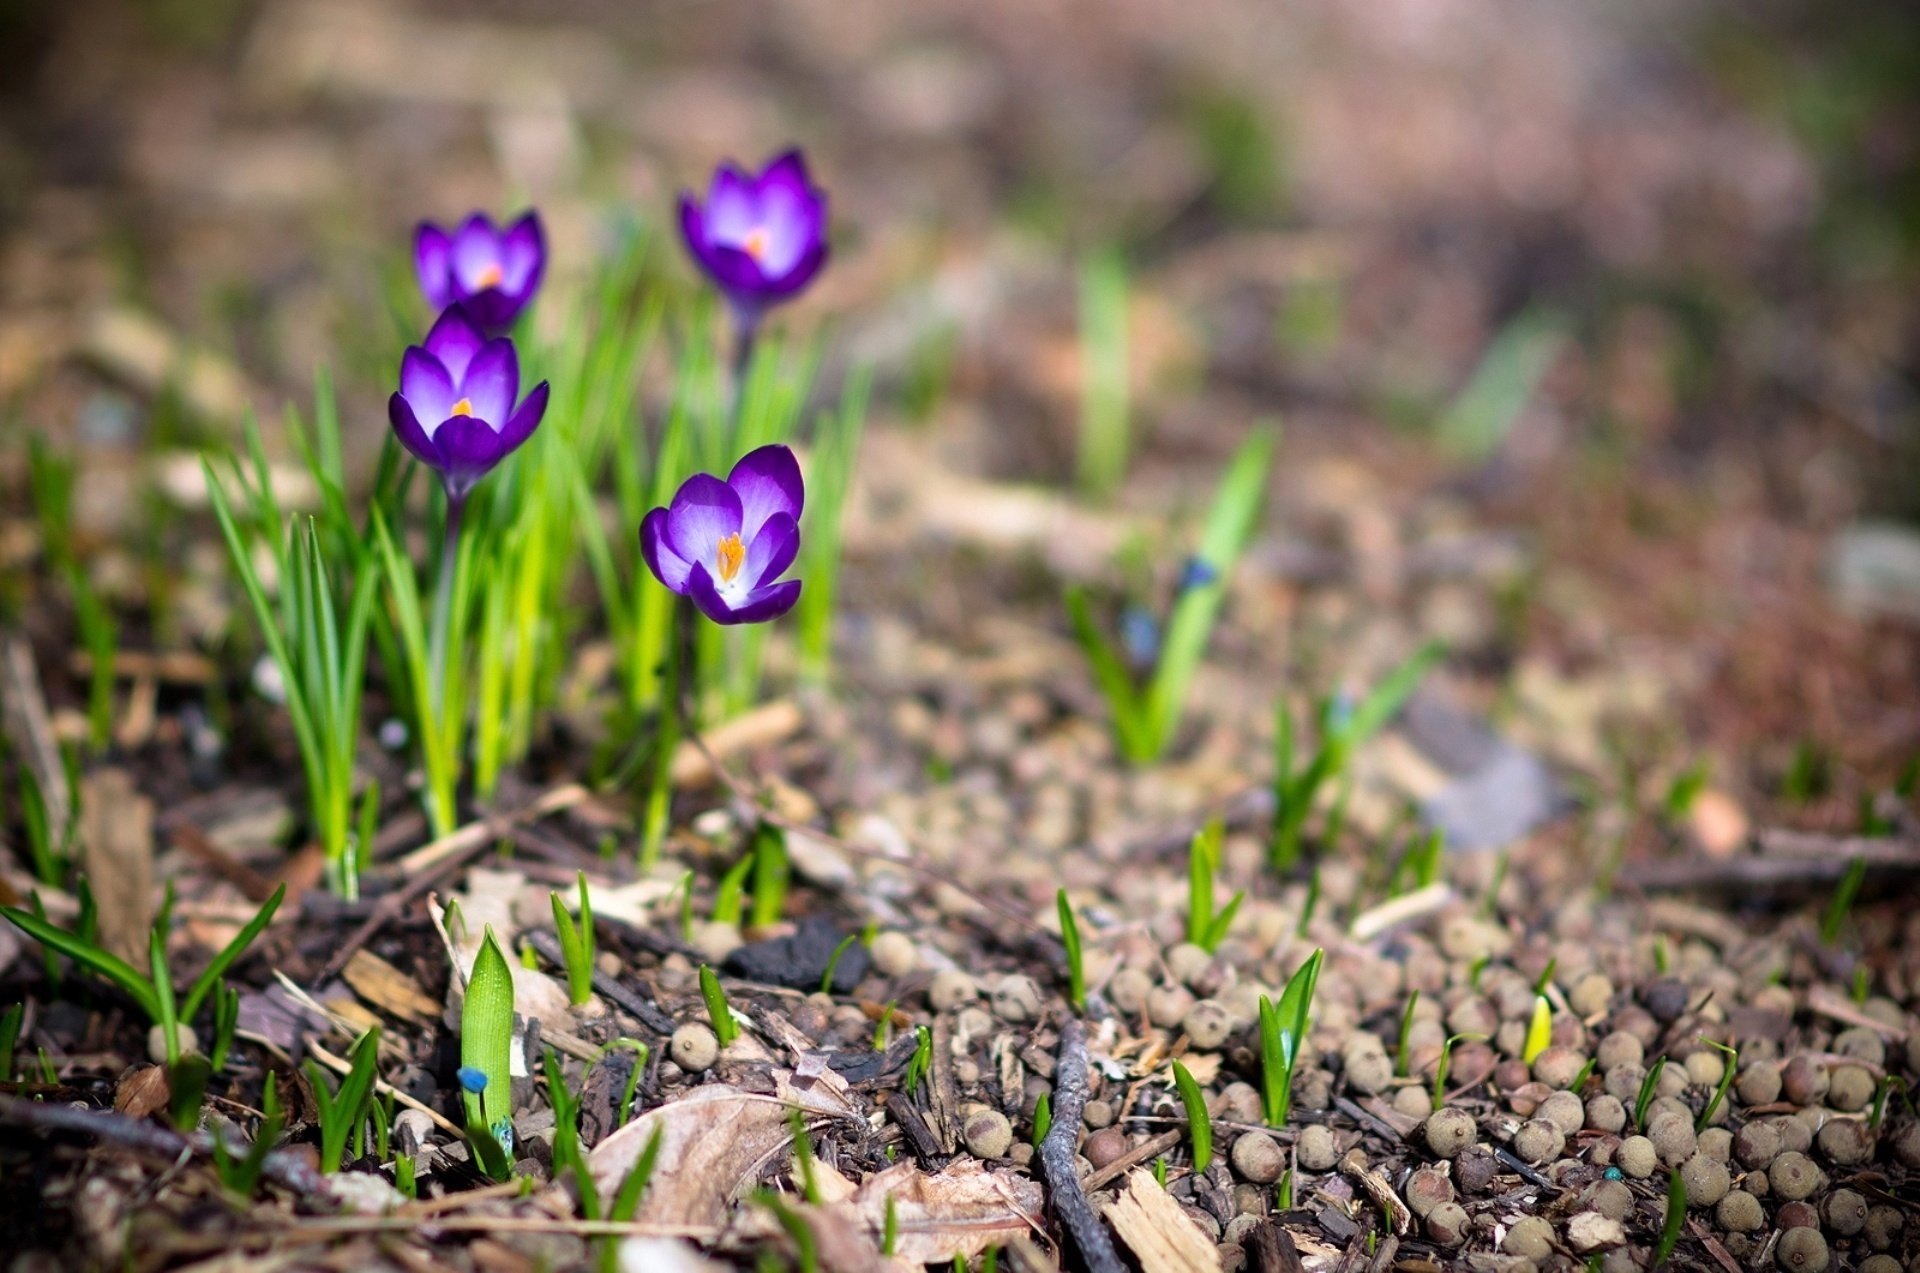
[1424,1108,1478,1159]
[1616,1135,1658,1179]
[963,1109,1014,1160]
[1736,1063,1782,1107]
[1780,1056,1828,1107]
[1864,1204,1904,1250]
[1454,1146,1498,1194]
[1538,1091,1585,1137]
[1425,1201,1471,1247]
[1345,1049,1394,1095]
[1503,1215,1555,1260]
[1858,1258,1902,1273]
[1230,1132,1286,1184]
[1082,1126,1129,1169]
[1647,1111,1697,1166]
[1108,967,1153,1014]
[1297,1124,1339,1172]
[669,1023,719,1072]
[1585,1094,1626,1133]
[1534,1047,1589,1091]
[1684,1049,1726,1090]
[1815,1117,1875,1166]
[1778,1202,1818,1231]
[1827,1065,1874,1113]
[1770,1151,1823,1200]
[928,970,978,1012]
[1146,984,1195,1029]
[1697,1126,1733,1162]
[1821,1188,1867,1237]
[149,1025,199,1064]
[1404,1166,1454,1218]
[1391,1085,1433,1120]
[1775,1226,1829,1273]
[1083,1098,1115,1130]
[1182,1000,1233,1051]
[990,975,1042,1023]
[1165,942,1213,987]
[1680,1153,1730,1207]
[1586,1179,1633,1222]
[1569,973,1613,1017]
[1513,1118,1565,1165]
[1831,1026,1885,1067]
[1717,1190,1765,1232]
[869,931,917,977]
[1774,1115,1813,1155]
[1733,1120,1782,1169]
[1596,1032,1643,1072]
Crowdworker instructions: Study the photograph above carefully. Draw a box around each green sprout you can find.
[1820,856,1868,946]
[545,1048,602,1217]
[1522,995,1552,1066]
[1172,1060,1213,1174]
[1695,1038,1738,1132]
[169,1054,212,1131]
[1432,1033,1484,1112]
[306,1026,380,1174]
[207,455,376,899]
[608,1124,665,1223]
[2,883,283,1066]
[211,1072,283,1198]
[1067,428,1277,764]
[699,964,740,1047]
[711,852,753,928]
[1271,641,1443,872]
[15,764,70,887]
[1259,947,1323,1125]
[551,871,595,1007]
[1075,247,1132,501]
[1057,890,1086,1012]
[790,1107,824,1204]
[905,1026,933,1097]
[749,823,789,930]
[757,1189,820,1273]
[1031,1091,1053,1148]
[1187,818,1246,953]
[1276,1169,1293,1211]
[882,1193,899,1257]
[1653,1169,1687,1268]
[820,934,859,995]
[1635,1056,1668,1132]
[1395,991,1420,1078]
[394,1154,416,1200]
[461,928,516,1179]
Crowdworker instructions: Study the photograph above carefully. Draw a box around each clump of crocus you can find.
[388,306,551,506]
[414,211,546,333]
[679,150,829,371]
[640,444,803,626]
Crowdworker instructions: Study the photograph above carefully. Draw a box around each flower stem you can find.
[429,493,467,715]
[641,598,697,869]
[729,306,760,431]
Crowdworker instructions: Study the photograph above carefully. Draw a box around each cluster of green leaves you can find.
[1271,640,1444,872]
[306,1027,381,1174]
[1258,946,1323,1125]
[1,882,281,1067]
[550,871,595,1007]
[211,1073,284,1196]
[1070,429,1277,764]
[1186,818,1244,952]
[461,928,517,1179]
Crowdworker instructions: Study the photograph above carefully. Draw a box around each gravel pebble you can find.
[1297,1124,1339,1172]
[1230,1132,1286,1184]
[1770,1151,1824,1201]
[1424,1108,1477,1159]
[1182,999,1233,1050]
[1775,1226,1829,1273]
[1680,1153,1730,1207]
[1616,1135,1658,1179]
[868,931,917,977]
[1425,1201,1471,1247]
[669,1023,719,1072]
[963,1108,1014,1159]
[928,970,978,1011]
[1717,1189,1765,1232]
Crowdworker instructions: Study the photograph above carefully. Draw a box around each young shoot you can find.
[790,1107,824,1204]
[820,934,859,996]
[1271,641,1444,872]
[1259,947,1323,1126]
[749,823,789,931]
[882,1193,899,1258]
[1067,428,1277,764]
[1031,1091,1053,1149]
[1395,991,1420,1078]
[1432,1033,1484,1112]
[550,870,595,1007]
[0,1003,21,1080]
[1522,995,1552,1066]
[1695,1038,1738,1132]
[544,1048,600,1218]
[699,964,740,1047]
[306,1027,381,1174]
[1075,247,1131,501]
[1186,818,1245,953]
[1171,1060,1213,1174]
[1056,890,1086,1012]
[1820,856,1868,946]
[461,928,517,1178]
[1,883,283,1067]
[608,1124,666,1223]
[1635,1056,1668,1132]
[794,367,872,683]
[212,1072,283,1198]
[1653,1169,1687,1268]
[905,1025,933,1097]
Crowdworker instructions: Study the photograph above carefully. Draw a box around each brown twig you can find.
[1038,1018,1125,1273]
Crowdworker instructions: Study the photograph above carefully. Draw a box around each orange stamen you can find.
[474,263,504,288]
[743,228,768,261]
[715,533,745,583]
[450,398,474,416]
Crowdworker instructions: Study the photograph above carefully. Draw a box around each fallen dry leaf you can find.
[80,769,155,970]
[342,949,441,1025]
[842,1159,1044,1267]
[586,1061,863,1227]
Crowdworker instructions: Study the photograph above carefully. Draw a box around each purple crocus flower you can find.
[678,150,829,323]
[640,445,804,626]
[414,211,546,333]
[388,306,550,502]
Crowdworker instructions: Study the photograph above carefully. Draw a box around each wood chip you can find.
[1099,1168,1221,1273]
[341,949,442,1025]
[79,768,155,970]
[1339,1150,1410,1236]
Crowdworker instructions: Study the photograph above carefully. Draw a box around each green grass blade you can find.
[183,884,284,1022]
[0,906,159,1020]
[1171,1060,1212,1174]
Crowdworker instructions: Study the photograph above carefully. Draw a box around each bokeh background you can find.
[2,0,1918,811]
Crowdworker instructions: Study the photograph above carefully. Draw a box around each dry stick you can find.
[0,1091,330,1199]
[1039,1018,1126,1273]
[1082,1128,1183,1193]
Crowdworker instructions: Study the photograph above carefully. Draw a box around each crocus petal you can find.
[432,414,510,482]
[678,192,710,252]
[494,380,549,457]
[727,578,803,625]
[422,305,485,381]
[760,148,814,193]
[387,393,444,470]
[741,511,799,589]
[399,347,458,434]
[460,338,519,426]
[728,444,804,541]
[414,224,455,310]
[704,164,759,242]
[761,237,829,299]
[499,211,545,298]
[684,563,737,625]
[664,474,744,568]
[703,243,775,297]
[451,213,502,292]
[639,506,693,595]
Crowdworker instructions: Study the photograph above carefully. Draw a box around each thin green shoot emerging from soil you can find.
[1057,889,1086,1012]
[1259,946,1323,1125]
[1635,1056,1668,1132]
[1172,1059,1213,1173]
[1395,991,1420,1078]
[1653,1169,1687,1268]
[700,964,740,1047]
[1820,855,1868,946]
[1695,1037,1737,1132]
[1270,639,1444,872]
[1075,247,1131,501]
[1186,818,1245,952]
[551,871,595,1007]
[820,934,859,995]
[1068,427,1277,764]
[211,1072,283,1198]
[307,1027,380,1175]
[1432,1033,1483,1112]
[1,882,281,1067]
[461,928,516,1179]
